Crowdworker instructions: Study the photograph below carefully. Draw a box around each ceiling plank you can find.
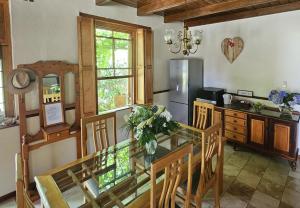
[96,0,112,5]
[185,1,300,26]
[164,0,280,22]
[138,0,185,15]
[96,0,137,7]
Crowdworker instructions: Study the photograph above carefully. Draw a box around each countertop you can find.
[216,104,300,123]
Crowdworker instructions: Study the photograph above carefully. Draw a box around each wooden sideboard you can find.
[215,106,299,170]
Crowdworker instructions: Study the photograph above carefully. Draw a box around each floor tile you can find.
[256,178,284,200]
[249,190,280,208]
[224,164,242,177]
[220,192,247,208]
[247,154,270,169]
[227,180,255,203]
[237,170,261,189]
[289,170,300,180]
[286,176,300,193]
[227,152,250,169]
[263,168,288,186]
[282,188,300,208]
[223,175,236,192]
[243,163,266,178]
[278,202,294,208]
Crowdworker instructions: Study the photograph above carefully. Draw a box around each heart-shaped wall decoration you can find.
[221,37,244,63]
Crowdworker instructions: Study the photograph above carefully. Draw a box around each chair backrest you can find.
[150,144,193,208]
[196,123,222,198]
[81,112,117,157]
[193,101,215,130]
[15,153,35,208]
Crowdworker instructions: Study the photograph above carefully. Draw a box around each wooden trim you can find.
[153,89,170,94]
[185,1,300,27]
[80,12,151,30]
[0,191,15,203]
[1,0,14,117]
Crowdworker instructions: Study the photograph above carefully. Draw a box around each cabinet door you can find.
[248,115,267,147]
[269,119,297,156]
[274,124,290,152]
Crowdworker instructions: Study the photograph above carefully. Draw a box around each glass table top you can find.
[49,127,202,207]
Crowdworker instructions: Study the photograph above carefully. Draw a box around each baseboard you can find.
[0,191,15,203]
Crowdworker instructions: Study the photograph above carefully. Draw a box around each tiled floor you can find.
[1,143,299,208]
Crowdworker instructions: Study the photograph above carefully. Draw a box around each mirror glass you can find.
[42,74,61,103]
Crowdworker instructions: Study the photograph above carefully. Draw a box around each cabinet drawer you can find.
[225,116,246,127]
[225,130,246,143]
[225,123,246,135]
[47,130,69,141]
[225,110,247,119]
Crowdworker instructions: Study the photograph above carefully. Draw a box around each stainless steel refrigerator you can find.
[168,58,203,125]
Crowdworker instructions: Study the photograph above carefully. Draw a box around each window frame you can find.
[94,20,137,113]
[0,0,14,117]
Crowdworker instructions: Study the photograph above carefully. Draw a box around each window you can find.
[95,28,134,113]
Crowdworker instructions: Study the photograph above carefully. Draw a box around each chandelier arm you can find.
[188,44,199,54]
[168,43,182,54]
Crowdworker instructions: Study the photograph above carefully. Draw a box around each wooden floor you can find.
[1,143,299,208]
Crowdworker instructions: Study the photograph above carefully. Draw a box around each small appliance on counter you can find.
[197,87,225,106]
[223,93,233,105]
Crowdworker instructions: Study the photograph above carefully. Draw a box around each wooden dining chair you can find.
[81,112,117,157]
[179,123,222,208]
[150,143,193,208]
[193,101,215,130]
[15,153,35,208]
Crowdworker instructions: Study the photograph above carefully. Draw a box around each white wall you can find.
[0,0,182,196]
[0,126,20,196]
[190,11,300,149]
[190,10,300,97]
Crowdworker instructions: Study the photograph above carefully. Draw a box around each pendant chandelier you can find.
[164,26,203,56]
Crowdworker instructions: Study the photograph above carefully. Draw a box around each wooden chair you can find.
[81,112,117,157]
[15,153,35,208]
[193,101,215,130]
[150,144,193,208]
[179,123,222,208]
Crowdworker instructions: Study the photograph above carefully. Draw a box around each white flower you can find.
[163,123,167,127]
[160,110,172,122]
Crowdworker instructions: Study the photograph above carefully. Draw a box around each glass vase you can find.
[145,140,157,155]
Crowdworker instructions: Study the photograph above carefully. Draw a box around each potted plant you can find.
[124,105,179,155]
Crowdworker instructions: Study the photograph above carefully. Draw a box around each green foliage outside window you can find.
[96,28,133,113]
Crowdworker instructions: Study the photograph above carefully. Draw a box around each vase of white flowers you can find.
[124,105,179,155]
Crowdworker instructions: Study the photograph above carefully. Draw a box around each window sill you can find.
[98,105,133,115]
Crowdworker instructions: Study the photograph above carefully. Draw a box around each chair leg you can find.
[195,197,202,208]
[214,183,220,208]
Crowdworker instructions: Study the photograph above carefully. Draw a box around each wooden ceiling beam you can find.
[138,0,187,15]
[185,1,300,26]
[164,0,280,22]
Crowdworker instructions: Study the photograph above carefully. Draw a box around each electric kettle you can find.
[223,94,233,105]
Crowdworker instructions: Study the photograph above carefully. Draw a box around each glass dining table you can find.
[34,125,224,208]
